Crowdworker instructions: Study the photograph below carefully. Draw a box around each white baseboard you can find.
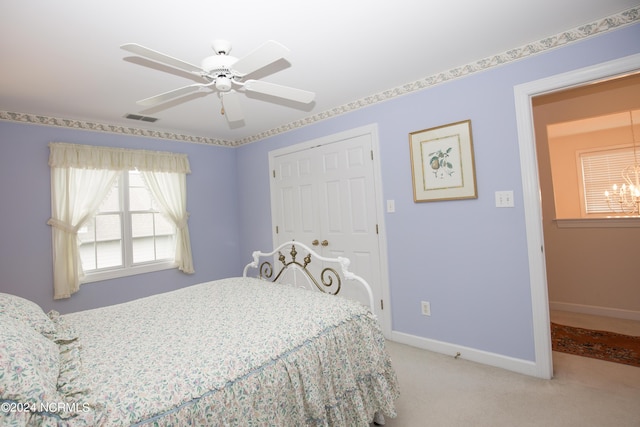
[549,301,640,321]
[389,331,543,379]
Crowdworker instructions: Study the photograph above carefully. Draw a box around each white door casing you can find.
[268,124,391,336]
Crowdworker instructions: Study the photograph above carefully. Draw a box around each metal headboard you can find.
[242,241,375,312]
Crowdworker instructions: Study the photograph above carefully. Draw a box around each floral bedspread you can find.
[20,278,398,426]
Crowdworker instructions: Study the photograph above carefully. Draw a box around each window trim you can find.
[577,144,637,217]
[554,217,640,228]
[81,259,179,284]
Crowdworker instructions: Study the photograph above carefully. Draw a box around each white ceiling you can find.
[1,1,638,145]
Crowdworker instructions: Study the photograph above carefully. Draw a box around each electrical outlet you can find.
[421,301,431,316]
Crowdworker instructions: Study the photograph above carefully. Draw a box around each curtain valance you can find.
[49,142,191,174]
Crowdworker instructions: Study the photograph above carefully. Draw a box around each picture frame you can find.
[409,119,477,202]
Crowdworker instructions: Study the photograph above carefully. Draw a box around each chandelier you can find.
[604,111,640,216]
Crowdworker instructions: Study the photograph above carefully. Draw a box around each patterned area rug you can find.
[550,322,640,368]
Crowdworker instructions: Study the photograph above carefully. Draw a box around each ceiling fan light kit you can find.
[215,77,233,92]
[120,39,315,126]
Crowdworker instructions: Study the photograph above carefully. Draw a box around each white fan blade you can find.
[220,91,244,123]
[137,84,202,106]
[232,40,290,76]
[244,80,315,104]
[121,43,204,74]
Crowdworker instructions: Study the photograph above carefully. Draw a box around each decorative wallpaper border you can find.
[0,111,236,147]
[1,7,638,148]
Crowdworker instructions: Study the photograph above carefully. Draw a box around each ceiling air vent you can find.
[125,113,158,123]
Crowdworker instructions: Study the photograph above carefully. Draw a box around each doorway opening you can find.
[514,53,640,379]
[532,72,640,372]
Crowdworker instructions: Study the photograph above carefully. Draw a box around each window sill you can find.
[80,261,178,284]
[554,217,640,228]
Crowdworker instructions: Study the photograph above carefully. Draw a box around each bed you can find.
[0,241,399,426]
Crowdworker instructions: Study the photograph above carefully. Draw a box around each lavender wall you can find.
[236,23,640,361]
[0,122,242,314]
[1,22,637,362]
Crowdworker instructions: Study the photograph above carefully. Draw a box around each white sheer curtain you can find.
[141,171,194,274]
[48,167,119,299]
[48,142,192,299]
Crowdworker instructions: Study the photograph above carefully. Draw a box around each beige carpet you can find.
[378,313,640,426]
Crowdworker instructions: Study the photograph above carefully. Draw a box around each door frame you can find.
[514,53,640,379]
[268,123,392,337]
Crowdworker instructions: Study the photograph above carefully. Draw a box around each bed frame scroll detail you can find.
[243,241,375,312]
[261,243,342,295]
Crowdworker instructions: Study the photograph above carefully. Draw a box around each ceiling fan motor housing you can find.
[201,53,237,71]
[201,54,238,92]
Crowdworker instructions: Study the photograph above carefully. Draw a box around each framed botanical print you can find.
[409,120,477,202]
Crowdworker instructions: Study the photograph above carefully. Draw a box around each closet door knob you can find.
[321,240,329,247]
[312,239,319,246]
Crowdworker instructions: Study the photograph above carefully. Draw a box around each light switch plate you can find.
[387,199,395,213]
[495,191,514,208]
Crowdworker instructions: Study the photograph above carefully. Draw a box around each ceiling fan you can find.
[120,39,315,124]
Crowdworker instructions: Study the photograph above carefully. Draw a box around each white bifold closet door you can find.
[270,130,385,322]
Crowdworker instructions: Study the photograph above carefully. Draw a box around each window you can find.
[78,170,177,282]
[579,146,636,216]
[547,109,640,225]
[48,143,193,299]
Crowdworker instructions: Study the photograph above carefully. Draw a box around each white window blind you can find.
[580,147,636,214]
